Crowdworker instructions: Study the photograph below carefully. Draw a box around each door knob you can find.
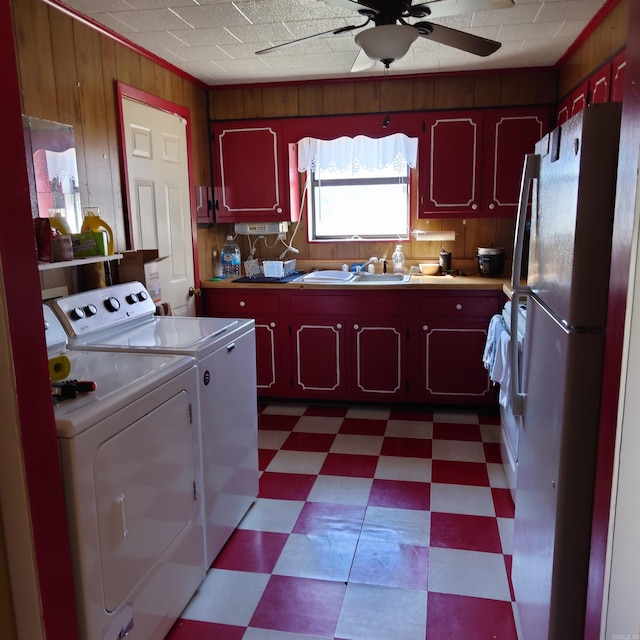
[188,287,201,297]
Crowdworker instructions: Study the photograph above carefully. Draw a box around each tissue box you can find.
[119,250,166,302]
[262,259,296,278]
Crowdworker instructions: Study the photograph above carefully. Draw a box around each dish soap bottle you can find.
[221,235,241,278]
[392,244,405,274]
[81,208,114,255]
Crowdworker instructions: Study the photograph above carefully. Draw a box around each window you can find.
[298,134,417,242]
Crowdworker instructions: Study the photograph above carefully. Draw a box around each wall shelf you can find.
[38,254,123,271]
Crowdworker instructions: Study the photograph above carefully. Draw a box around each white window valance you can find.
[297,133,418,174]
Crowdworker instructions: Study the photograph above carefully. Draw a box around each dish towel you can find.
[491,329,511,408]
[483,314,507,379]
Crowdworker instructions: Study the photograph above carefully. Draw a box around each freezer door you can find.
[512,296,605,640]
[528,104,621,328]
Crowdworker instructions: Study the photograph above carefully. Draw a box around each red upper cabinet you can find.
[420,111,483,215]
[212,120,289,223]
[589,64,611,104]
[482,108,550,217]
[420,107,550,218]
[558,81,588,125]
[611,49,627,103]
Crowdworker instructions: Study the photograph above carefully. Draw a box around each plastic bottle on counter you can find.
[221,235,241,278]
[391,244,405,274]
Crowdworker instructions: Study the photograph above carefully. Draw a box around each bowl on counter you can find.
[419,263,440,275]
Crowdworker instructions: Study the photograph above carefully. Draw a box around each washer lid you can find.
[71,316,249,354]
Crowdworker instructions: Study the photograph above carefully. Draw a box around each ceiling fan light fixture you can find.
[354,25,418,66]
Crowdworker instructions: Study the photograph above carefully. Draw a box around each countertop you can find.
[201,274,510,291]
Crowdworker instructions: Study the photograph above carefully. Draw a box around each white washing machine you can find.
[51,282,258,570]
[44,305,205,640]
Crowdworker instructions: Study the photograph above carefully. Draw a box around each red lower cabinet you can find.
[417,320,494,404]
[291,318,347,399]
[349,320,408,401]
[413,292,503,405]
[203,287,503,405]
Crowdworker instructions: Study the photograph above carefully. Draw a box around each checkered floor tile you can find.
[166,402,519,640]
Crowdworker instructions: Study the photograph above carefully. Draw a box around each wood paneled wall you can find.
[209,70,556,120]
[558,0,629,99]
[11,0,211,287]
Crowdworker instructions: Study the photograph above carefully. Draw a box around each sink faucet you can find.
[361,257,379,273]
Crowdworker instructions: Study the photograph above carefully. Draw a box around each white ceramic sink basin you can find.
[296,271,411,285]
[351,274,411,284]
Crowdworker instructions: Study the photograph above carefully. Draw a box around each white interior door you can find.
[122,98,195,317]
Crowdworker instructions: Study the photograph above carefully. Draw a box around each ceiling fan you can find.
[256,0,513,71]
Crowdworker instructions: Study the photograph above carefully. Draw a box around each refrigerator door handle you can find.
[511,153,540,290]
[510,292,526,416]
[509,153,539,416]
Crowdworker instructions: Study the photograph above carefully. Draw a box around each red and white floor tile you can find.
[166,402,520,640]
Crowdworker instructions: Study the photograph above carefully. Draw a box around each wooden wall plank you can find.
[298,84,324,116]
[13,0,57,119]
[243,87,263,119]
[434,76,474,109]
[413,77,435,110]
[355,81,381,113]
[323,82,355,114]
[139,56,157,95]
[474,75,502,108]
[262,85,299,117]
[99,34,125,249]
[382,78,414,112]
[73,20,115,228]
[115,45,141,90]
[154,65,173,101]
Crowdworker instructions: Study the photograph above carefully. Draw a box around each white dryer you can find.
[44,305,205,640]
[51,282,258,570]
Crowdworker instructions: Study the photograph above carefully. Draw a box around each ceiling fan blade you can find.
[256,24,360,55]
[351,47,376,72]
[416,0,514,19]
[416,22,501,56]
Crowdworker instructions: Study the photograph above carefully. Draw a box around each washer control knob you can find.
[70,306,85,320]
[84,304,98,317]
[138,290,148,301]
[126,293,139,304]
[105,296,121,312]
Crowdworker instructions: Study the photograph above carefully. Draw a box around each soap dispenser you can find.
[391,244,405,274]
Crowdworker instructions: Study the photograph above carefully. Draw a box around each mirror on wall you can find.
[22,116,82,234]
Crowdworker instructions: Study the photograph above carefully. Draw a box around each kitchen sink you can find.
[351,274,411,284]
[295,271,411,285]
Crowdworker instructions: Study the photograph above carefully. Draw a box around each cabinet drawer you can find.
[421,293,503,318]
[205,291,280,316]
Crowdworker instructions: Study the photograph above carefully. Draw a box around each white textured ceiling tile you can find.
[471,3,541,27]
[554,19,590,38]
[224,22,301,43]
[60,0,133,15]
[280,17,352,38]
[171,3,255,28]
[165,44,233,61]
[535,0,605,22]
[90,12,138,33]
[126,30,192,48]
[237,0,350,22]
[122,0,196,8]
[105,8,195,30]
[168,27,244,47]
[499,20,564,40]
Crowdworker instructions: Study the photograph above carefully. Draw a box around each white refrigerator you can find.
[510,102,622,640]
